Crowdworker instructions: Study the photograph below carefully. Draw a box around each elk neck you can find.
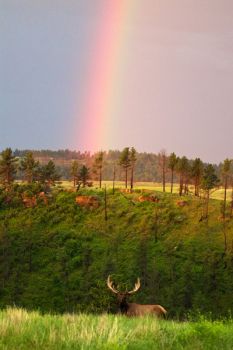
[119,296,129,314]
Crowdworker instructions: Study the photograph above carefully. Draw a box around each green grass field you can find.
[0,308,233,350]
[58,180,232,201]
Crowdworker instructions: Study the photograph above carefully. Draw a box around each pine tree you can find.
[191,158,203,196]
[93,151,104,188]
[221,158,232,219]
[0,148,17,186]
[39,160,60,187]
[176,156,189,196]
[158,150,167,192]
[201,164,219,219]
[119,148,131,189]
[70,160,79,187]
[20,151,39,183]
[168,152,177,194]
[130,147,137,190]
[78,165,90,187]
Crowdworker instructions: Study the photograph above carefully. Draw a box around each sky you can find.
[1,0,233,163]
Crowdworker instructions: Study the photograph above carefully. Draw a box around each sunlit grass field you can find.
[0,308,232,350]
[59,180,232,201]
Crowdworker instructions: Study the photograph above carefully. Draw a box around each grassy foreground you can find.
[0,308,233,350]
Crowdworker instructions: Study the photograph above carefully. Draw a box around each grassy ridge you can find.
[0,308,233,350]
[0,187,233,316]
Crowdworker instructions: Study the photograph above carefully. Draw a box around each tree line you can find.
[0,147,233,220]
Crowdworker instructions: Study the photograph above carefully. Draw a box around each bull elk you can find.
[107,276,167,317]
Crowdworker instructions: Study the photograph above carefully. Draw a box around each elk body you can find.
[107,276,167,317]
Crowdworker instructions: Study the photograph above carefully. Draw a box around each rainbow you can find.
[76,1,138,152]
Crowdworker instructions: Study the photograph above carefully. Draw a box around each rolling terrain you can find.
[0,186,233,318]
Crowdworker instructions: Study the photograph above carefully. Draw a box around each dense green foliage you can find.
[0,187,233,318]
[0,308,233,350]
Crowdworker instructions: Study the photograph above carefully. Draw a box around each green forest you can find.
[1,186,233,318]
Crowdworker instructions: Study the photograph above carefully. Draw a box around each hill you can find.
[0,187,233,318]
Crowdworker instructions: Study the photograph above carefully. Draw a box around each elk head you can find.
[107,275,167,317]
[107,276,140,312]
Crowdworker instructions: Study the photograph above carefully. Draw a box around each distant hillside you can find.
[13,149,219,182]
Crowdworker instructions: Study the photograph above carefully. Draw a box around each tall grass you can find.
[0,308,232,350]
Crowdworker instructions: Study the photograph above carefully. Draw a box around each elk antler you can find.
[107,275,119,294]
[127,278,141,294]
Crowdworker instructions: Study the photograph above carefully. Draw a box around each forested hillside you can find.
[1,187,233,318]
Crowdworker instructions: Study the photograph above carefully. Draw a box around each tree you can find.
[191,158,204,196]
[130,147,137,190]
[78,165,90,187]
[201,164,219,219]
[176,156,189,196]
[220,159,232,219]
[70,160,79,187]
[39,160,60,187]
[168,152,177,194]
[20,151,39,183]
[119,148,131,189]
[158,150,167,192]
[93,151,104,188]
[0,148,17,186]
[183,161,191,195]
[231,166,233,218]
[112,164,116,194]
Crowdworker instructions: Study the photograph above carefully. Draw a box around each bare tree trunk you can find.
[170,169,174,193]
[223,176,228,219]
[205,190,210,218]
[222,222,228,253]
[99,168,102,188]
[163,167,166,192]
[130,165,134,191]
[231,178,233,218]
[104,185,107,221]
[179,173,183,196]
[194,178,197,196]
[125,168,128,189]
[112,165,115,195]
[159,150,167,193]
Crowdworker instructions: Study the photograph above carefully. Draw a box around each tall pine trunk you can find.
[130,165,134,190]
[112,165,115,194]
[99,168,102,188]
[170,169,174,193]
[194,177,198,196]
[231,177,233,217]
[205,190,210,218]
[223,176,228,219]
[163,167,166,192]
[179,173,183,196]
[125,168,128,189]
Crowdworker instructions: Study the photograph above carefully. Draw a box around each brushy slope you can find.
[0,308,233,350]
[0,187,233,317]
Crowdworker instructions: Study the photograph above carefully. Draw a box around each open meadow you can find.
[0,308,233,350]
[58,180,233,201]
